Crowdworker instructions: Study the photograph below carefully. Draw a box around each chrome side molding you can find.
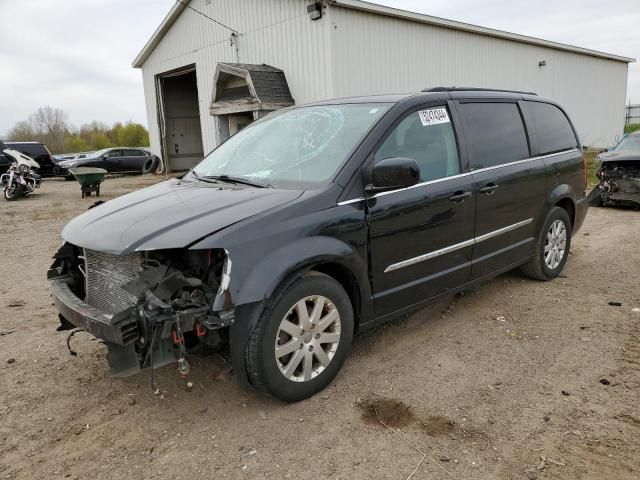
[384,218,533,273]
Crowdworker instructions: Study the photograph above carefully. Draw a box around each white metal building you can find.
[133,0,634,171]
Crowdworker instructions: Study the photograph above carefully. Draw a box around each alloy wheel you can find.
[274,295,341,382]
[544,219,567,270]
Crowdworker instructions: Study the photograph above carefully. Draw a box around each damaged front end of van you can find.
[591,157,640,207]
[47,177,304,382]
[48,244,236,379]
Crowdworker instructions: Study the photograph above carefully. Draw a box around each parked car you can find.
[57,147,160,175]
[0,141,11,170]
[48,88,588,402]
[53,152,94,163]
[590,131,640,207]
[4,141,57,176]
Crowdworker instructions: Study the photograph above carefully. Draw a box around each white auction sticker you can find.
[418,107,450,126]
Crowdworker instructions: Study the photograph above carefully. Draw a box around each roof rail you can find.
[422,87,538,96]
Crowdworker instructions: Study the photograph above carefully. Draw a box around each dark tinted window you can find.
[526,101,577,154]
[105,149,123,158]
[124,149,146,156]
[7,143,47,156]
[458,102,530,169]
[374,106,460,182]
[0,143,9,166]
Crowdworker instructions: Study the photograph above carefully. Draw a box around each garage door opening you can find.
[156,66,204,172]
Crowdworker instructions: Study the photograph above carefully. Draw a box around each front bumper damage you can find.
[48,244,235,378]
[591,160,640,206]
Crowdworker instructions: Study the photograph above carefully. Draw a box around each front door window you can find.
[374,106,460,182]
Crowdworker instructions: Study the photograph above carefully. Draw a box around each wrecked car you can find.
[590,131,640,207]
[49,89,588,402]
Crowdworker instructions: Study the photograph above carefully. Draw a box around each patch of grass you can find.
[624,123,640,134]
[584,149,600,186]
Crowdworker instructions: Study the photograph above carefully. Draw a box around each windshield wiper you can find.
[202,174,272,188]
[189,170,225,185]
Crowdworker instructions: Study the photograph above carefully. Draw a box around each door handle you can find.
[449,191,472,203]
[479,183,499,195]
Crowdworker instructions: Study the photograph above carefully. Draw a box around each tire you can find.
[245,271,354,402]
[142,156,160,175]
[587,187,604,207]
[520,207,572,281]
[4,183,23,201]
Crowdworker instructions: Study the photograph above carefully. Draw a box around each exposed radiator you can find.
[83,249,141,315]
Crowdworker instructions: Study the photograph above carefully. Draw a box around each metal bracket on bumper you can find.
[50,275,138,346]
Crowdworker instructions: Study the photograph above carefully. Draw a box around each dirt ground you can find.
[1,176,639,480]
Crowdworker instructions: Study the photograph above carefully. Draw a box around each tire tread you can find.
[520,207,571,281]
[244,270,332,394]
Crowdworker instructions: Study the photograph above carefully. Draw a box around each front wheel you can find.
[4,183,23,201]
[245,271,354,402]
[520,207,572,280]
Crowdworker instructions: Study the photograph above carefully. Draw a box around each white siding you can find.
[141,0,332,156]
[139,0,630,155]
[328,7,628,147]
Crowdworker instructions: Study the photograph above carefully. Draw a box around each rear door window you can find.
[526,101,578,154]
[124,149,146,156]
[458,102,530,169]
[374,106,460,182]
[106,149,123,158]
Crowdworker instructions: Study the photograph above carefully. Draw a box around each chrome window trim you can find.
[337,197,365,206]
[384,218,533,273]
[336,148,578,206]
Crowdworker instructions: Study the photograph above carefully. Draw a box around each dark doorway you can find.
[157,67,204,172]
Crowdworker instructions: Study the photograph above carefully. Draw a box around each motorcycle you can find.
[1,148,42,201]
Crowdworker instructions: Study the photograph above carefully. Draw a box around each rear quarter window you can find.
[458,102,530,169]
[526,101,578,154]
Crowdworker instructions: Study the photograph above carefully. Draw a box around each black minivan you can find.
[49,88,588,401]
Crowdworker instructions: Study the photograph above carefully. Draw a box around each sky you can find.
[0,0,638,136]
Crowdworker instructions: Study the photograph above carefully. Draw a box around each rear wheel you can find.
[520,207,572,280]
[245,271,354,402]
[4,183,23,201]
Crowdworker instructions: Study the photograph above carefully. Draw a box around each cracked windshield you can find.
[193,103,391,188]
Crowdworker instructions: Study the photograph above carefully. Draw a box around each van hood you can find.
[62,178,303,254]
[599,152,640,163]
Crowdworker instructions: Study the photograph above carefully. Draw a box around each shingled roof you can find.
[210,63,294,115]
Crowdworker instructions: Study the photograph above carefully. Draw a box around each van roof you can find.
[306,88,548,106]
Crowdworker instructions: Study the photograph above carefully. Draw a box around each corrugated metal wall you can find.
[141,0,332,157]
[140,0,629,158]
[328,7,628,147]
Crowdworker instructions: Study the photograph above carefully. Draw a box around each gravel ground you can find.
[0,176,639,480]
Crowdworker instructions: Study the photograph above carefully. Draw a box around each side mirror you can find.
[367,157,420,192]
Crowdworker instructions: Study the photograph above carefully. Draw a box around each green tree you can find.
[6,106,69,153]
[116,122,150,147]
[64,135,91,153]
[6,108,150,154]
[6,120,36,141]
